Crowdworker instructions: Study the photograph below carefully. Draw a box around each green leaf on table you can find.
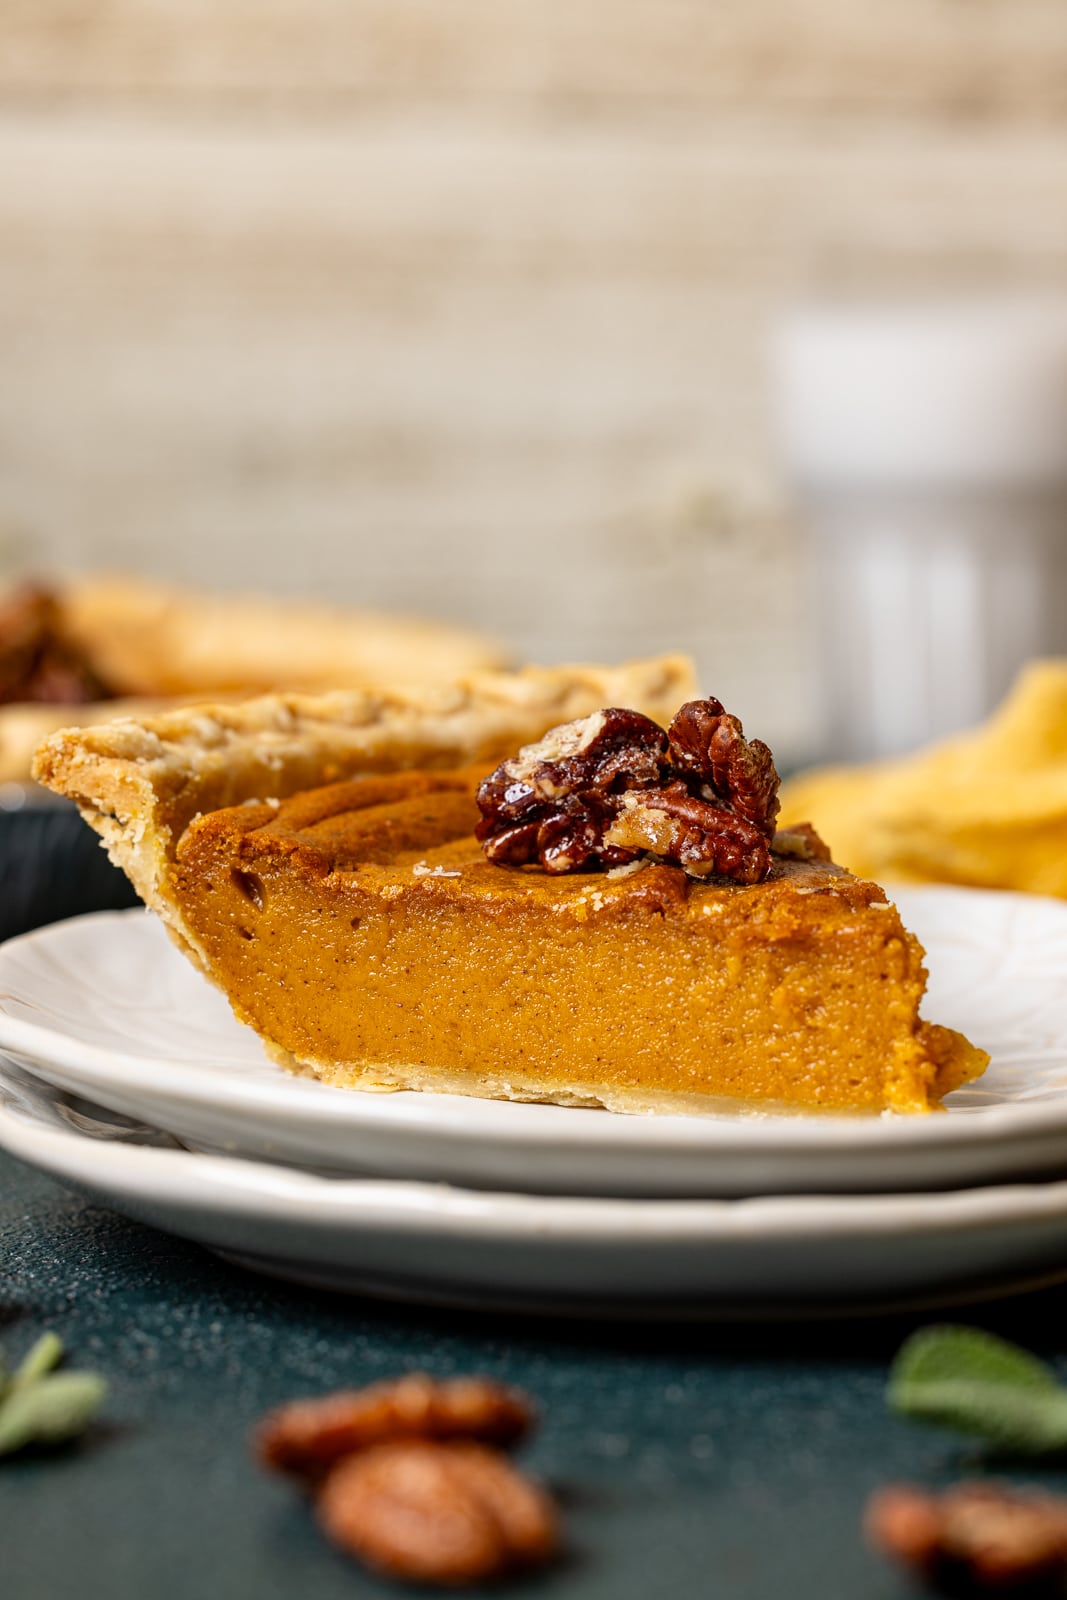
[0,1372,107,1457]
[0,1335,107,1458]
[13,1332,64,1390]
[888,1324,1067,1456]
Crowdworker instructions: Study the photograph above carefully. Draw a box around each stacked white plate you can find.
[3,890,1067,1319]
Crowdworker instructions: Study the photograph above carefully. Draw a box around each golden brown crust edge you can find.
[31,655,698,970]
[0,697,193,788]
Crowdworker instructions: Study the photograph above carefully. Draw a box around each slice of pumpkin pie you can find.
[34,656,986,1115]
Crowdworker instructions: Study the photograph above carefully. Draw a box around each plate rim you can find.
[7,1064,1067,1243]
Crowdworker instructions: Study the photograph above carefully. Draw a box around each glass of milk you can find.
[775,298,1067,761]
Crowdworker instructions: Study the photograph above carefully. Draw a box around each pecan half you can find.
[667,701,780,839]
[318,1438,558,1587]
[866,1482,1067,1593]
[770,821,832,863]
[605,784,772,885]
[475,707,668,874]
[255,1373,534,1479]
[480,706,668,809]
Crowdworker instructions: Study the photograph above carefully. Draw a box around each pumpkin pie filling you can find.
[32,657,987,1116]
[171,767,982,1113]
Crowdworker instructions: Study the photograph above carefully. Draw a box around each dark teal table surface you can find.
[5,1146,1067,1600]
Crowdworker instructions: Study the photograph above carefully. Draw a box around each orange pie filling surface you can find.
[172,767,985,1115]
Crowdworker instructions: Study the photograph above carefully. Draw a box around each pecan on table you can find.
[866,1481,1067,1593]
[318,1439,559,1587]
[255,1372,534,1479]
[255,1374,556,1589]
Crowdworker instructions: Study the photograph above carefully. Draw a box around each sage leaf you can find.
[889,1324,1067,1456]
[13,1332,64,1390]
[0,1372,107,1457]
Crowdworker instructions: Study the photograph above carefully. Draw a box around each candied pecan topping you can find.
[0,583,115,706]
[317,1439,559,1587]
[475,706,669,875]
[476,695,781,882]
[605,784,772,885]
[866,1482,1067,1593]
[481,795,641,876]
[667,700,780,839]
[255,1372,534,1479]
[771,821,832,863]
[476,707,667,822]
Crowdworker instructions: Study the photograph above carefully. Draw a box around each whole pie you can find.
[34,655,986,1115]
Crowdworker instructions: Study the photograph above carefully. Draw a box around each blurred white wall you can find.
[3,2,1067,762]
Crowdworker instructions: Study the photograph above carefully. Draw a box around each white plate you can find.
[1,890,1067,1198]
[5,1063,1067,1319]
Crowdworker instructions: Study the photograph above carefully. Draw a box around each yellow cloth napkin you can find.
[780,660,1067,896]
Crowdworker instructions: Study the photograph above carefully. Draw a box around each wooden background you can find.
[4,2,1067,759]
